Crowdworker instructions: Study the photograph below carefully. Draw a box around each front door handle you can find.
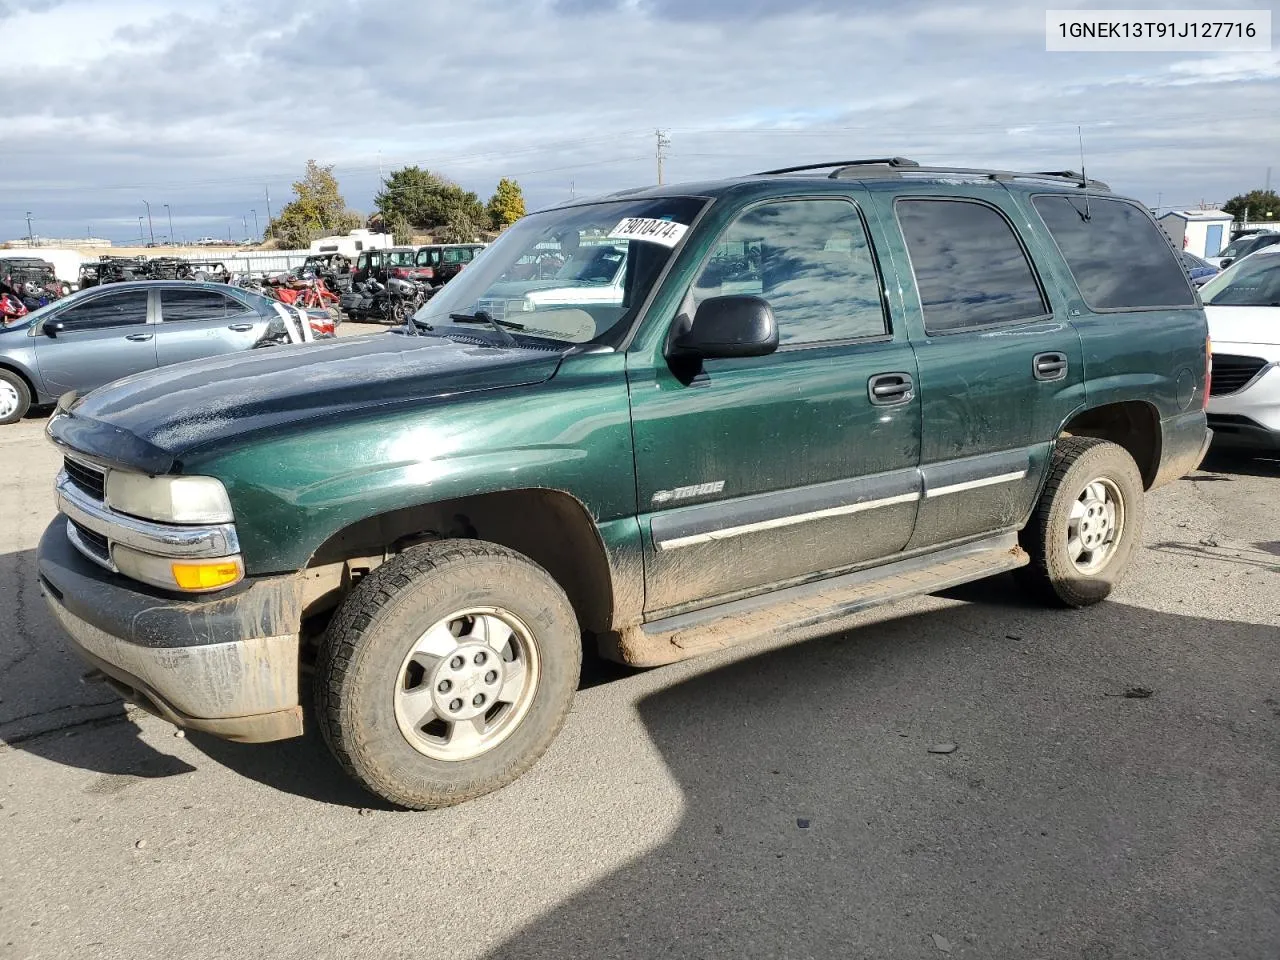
[125,333,153,342]
[228,323,255,332]
[868,372,914,405]
[1034,352,1068,382]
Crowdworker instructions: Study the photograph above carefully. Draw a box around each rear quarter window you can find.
[1032,195,1197,310]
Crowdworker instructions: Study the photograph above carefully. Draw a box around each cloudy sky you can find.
[2,0,1277,243]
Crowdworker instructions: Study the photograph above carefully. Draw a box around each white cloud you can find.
[1,0,1277,240]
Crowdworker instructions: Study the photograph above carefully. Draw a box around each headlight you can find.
[112,543,244,592]
[513,298,536,312]
[105,473,234,524]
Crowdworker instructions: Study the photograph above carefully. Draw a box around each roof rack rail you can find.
[829,163,1110,191]
[755,159,1109,191]
[755,158,920,176]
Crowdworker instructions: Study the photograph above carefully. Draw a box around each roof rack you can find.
[754,157,1109,191]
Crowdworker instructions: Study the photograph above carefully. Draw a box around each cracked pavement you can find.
[1,410,1277,960]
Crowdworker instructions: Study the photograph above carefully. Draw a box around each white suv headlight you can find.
[105,473,234,524]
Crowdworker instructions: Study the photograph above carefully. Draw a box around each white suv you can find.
[1201,248,1280,451]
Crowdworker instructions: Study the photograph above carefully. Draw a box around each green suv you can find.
[38,158,1211,808]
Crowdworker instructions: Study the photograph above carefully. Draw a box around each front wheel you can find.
[1017,437,1145,607]
[315,540,581,809]
[0,370,31,424]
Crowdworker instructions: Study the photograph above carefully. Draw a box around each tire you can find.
[1016,437,1145,608]
[0,369,32,425]
[315,539,582,809]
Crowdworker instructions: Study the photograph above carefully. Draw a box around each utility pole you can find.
[164,204,175,246]
[1155,192,1161,216]
[569,180,575,200]
[655,129,671,185]
[25,212,33,246]
[264,186,274,240]
[251,209,259,239]
[242,214,248,238]
[1267,167,1272,193]
[138,217,145,243]
[143,200,156,245]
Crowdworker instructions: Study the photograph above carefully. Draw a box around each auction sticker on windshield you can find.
[608,217,689,247]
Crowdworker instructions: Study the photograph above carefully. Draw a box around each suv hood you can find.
[49,333,564,473]
[1206,305,1280,348]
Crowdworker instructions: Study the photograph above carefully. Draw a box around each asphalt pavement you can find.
[1,408,1276,960]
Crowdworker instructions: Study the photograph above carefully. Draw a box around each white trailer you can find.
[1158,210,1234,259]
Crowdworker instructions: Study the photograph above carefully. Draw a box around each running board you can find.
[600,533,1028,667]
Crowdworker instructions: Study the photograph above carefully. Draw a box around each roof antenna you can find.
[1077,125,1092,221]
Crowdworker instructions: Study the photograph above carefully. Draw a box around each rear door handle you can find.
[124,333,153,342]
[1034,352,1068,381]
[868,372,914,405]
[228,323,255,332]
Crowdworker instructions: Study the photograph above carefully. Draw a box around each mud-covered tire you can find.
[1017,437,1145,608]
[0,369,32,425]
[314,539,581,809]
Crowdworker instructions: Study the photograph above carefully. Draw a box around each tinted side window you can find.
[897,199,1047,334]
[161,289,243,322]
[692,198,887,345]
[58,291,149,330]
[1033,195,1196,309]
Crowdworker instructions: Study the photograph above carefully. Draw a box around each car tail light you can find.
[1203,336,1212,408]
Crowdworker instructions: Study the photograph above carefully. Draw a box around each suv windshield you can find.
[1200,252,1280,306]
[413,196,706,345]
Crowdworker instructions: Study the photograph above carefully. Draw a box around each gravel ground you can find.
[0,408,1276,960]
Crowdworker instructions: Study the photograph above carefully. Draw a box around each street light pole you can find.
[164,204,175,247]
[138,217,145,243]
[143,200,156,245]
[251,209,259,240]
[24,212,34,246]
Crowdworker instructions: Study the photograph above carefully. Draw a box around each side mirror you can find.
[671,295,779,360]
[1219,257,1233,268]
[44,321,64,338]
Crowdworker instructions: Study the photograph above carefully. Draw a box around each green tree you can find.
[1223,189,1280,223]
[375,165,486,236]
[388,214,414,245]
[486,178,526,229]
[265,160,362,248]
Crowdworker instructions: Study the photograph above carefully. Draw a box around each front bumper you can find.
[38,516,304,742]
[1207,360,1280,450]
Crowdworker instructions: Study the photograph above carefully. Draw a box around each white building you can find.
[1158,210,1234,259]
[308,229,395,258]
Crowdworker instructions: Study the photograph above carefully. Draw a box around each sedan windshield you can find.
[1200,253,1280,306]
[413,196,707,346]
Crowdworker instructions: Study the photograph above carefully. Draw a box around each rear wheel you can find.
[0,370,31,424]
[315,540,581,809]
[1017,437,1144,607]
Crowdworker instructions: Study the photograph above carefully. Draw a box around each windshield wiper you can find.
[448,311,522,347]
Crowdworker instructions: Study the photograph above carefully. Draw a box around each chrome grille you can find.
[67,519,111,567]
[1210,354,1269,397]
[63,457,105,501]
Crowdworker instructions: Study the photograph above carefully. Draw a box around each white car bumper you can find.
[1207,343,1280,449]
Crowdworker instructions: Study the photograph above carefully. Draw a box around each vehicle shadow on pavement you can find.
[185,652,641,808]
[0,549,196,781]
[1197,450,1280,479]
[484,593,1280,960]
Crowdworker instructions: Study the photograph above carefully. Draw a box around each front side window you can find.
[57,290,149,330]
[386,250,415,266]
[691,198,887,345]
[897,198,1048,334]
[414,195,707,346]
[1033,195,1196,310]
